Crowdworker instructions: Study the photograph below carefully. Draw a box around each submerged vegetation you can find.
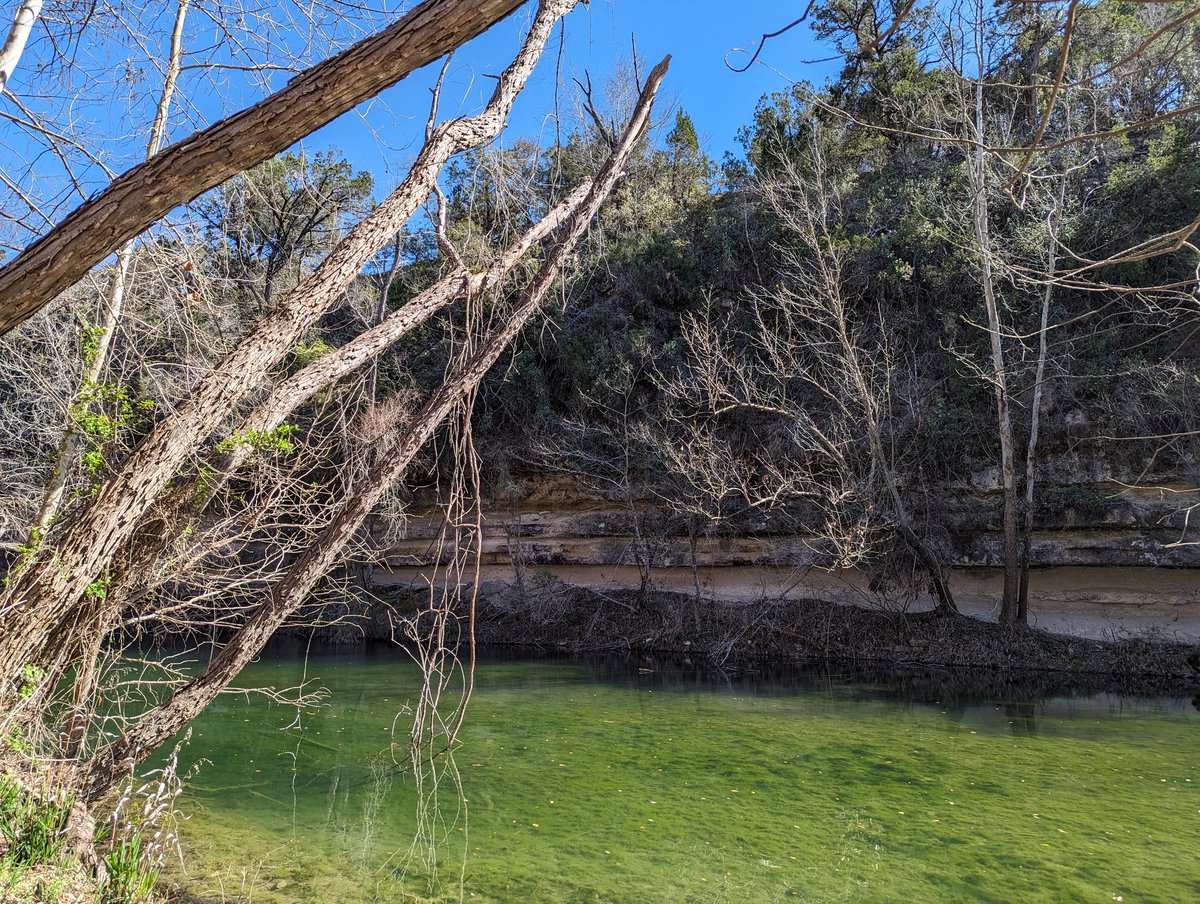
[0,0,1197,899]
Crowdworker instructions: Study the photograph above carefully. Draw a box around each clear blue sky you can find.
[303,1,838,194]
[1,1,839,250]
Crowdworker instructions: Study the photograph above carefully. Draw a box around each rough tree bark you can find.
[104,182,595,610]
[0,0,531,336]
[230,184,591,450]
[0,0,579,692]
[80,56,669,803]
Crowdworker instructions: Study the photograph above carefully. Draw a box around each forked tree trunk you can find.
[0,0,579,692]
[0,0,532,336]
[1018,194,1061,622]
[80,58,668,802]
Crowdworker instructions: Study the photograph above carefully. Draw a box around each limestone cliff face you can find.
[376,457,1200,572]
[368,459,1200,640]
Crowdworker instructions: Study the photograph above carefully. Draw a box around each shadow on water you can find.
[473,643,1199,709]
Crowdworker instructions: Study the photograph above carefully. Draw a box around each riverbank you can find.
[455,580,1200,693]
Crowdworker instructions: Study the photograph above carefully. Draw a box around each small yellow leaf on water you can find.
[532,824,539,828]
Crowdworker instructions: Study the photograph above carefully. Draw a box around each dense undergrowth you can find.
[0,775,161,904]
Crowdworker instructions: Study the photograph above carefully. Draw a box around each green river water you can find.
[166,646,1200,903]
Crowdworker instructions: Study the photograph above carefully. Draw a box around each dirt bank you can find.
[376,563,1200,642]
[465,583,1200,691]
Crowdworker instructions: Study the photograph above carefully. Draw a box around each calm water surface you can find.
[167,646,1200,903]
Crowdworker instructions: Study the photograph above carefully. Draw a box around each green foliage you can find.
[216,423,299,458]
[85,572,113,602]
[80,324,107,371]
[70,380,156,485]
[18,665,46,701]
[0,778,161,903]
[3,728,33,757]
[5,529,44,585]
[196,148,375,308]
[290,339,336,371]
[193,465,216,506]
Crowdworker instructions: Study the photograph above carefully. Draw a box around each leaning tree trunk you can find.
[826,232,959,616]
[0,0,579,694]
[79,57,669,802]
[103,182,594,613]
[0,0,531,336]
